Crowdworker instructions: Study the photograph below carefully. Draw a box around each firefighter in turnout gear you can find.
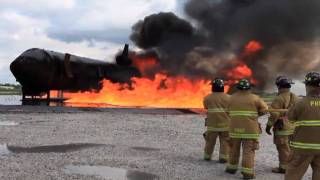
[225,79,268,179]
[266,76,299,174]
[203,78,230,163]
[285,72,320,180]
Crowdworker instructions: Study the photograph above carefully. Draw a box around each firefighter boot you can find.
[219,159,227,163]
[242,172,256,179]
[225,168,237,174]
[272,167,286,174]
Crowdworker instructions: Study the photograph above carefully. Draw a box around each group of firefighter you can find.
[202,72,320,180]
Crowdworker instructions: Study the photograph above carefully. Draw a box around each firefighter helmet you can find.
[211,78,224,87]
[275,76,294,88]
[237,78,251,90]
[304,72,320,87]
[211,78,224,92]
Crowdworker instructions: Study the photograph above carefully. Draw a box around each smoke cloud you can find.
[130,0,320,90]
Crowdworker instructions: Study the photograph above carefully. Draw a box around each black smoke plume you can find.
[130,12,208,78]
[130,0,320,90]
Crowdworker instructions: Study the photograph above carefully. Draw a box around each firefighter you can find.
[285,72,320,180]
[203,78,230,163]
[265,76,299,173]
[225,79,268,180]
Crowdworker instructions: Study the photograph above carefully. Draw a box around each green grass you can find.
[0,83,22,95]
[0,91,21,95]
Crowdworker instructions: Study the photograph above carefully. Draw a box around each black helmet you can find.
[304,72,320,87]
[237,78,251,90]
[275,76,294,88]
[211,78,224,92]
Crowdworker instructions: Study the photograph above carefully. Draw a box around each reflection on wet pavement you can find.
[5,143,104,153]
[0,121,19,126]
[131,146,160,152]
[64,165,159,180]
[0,144,11,155]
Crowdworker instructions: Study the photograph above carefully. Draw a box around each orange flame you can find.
[225,63,253,79]
[244,40,263,55]
[56,40,262,108]
[132,56,159,75]
[62,73,211,108]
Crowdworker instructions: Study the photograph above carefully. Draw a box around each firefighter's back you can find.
[285,72,320,180]
[289,97,320,155]
[228,91,265,139]
[204,92,230,130]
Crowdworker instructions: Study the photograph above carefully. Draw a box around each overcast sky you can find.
[0,0,188,83]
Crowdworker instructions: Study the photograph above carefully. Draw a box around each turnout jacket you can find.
[288,87,320,154]
[228,90,268,139]
[267,88,299,136]
[203,92,231,132]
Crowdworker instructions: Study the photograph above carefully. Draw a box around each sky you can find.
[0,0,187,83]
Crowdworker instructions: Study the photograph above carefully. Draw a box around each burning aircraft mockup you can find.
[10,44,140,101]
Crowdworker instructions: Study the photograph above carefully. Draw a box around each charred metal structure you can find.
[10,44,140,105]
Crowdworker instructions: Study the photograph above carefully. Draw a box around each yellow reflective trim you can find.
[229,111,258,117]
[207,127,228,132]
[230,133,260,139]
[241,167,254,174]
[275,130,294,136]
[229,111,257,113]
[295,120,320,127]
[229,114,257,117]
[229,114,258,117]
[290,141,320,150]
[208,108,227,113]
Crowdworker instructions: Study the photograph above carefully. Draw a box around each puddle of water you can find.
[7,143,104,153]
[64,165,159,180]
[131,146,160,152]
[0,144,11,155]
[126,170,159,180]
[0,121,19,126]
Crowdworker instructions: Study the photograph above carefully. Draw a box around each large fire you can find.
[62,74,211,108]
[54,40,263,108]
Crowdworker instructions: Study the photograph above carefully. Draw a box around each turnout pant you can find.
[274,135,291,169]
[226,138,259,175]
[285,152,320,180]
[203,131,229,160]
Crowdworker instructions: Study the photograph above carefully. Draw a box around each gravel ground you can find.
[0,105,312,180]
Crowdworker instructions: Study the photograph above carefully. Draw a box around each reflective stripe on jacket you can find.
[203,92,230,132]
[288,89,320,154]
[295,120,320,127]
[228,90,268,139]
